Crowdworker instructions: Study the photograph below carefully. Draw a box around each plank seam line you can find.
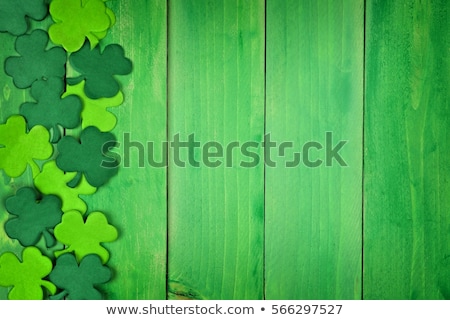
[165,0,170,301]
[361,0,367,301]
[263,0,267,301]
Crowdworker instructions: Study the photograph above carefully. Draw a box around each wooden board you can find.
[0,26,35,301]
[91,0,168,300]
[167,0,265,300]
[265,0,364,299]
[364,0,450,299]
[0,0,168,300]
[1,0,450,301]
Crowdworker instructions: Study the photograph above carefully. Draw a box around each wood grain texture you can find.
[0,28,35,301]
[90,0,168,300]
[265,0,364,299]
[167,0,265,299]
[0,1,168,300]
[364,0,450,299]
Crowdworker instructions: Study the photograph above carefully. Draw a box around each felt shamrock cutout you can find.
[56,126,119,188]
[0,115,53,178]
[0,0,47,36]
[69,42,132,99]
[64,81,124,132]
[21,78,82,143]
[34,161,97,214]
[50,254,111,300]
[54,210,118,263]
[4,29,67,89]
[49,0,114,52]
[4,188,63,248]
[0,247,56,300]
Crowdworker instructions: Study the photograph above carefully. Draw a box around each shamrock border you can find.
[0,0,129,300]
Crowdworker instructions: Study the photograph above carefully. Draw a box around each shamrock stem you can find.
[50,290,68,300]
[43,230,56,248]
[51,125,61,143]
[41,280,57,296]
[67,171,82,188]
[66,75,85,86]
[29,160,41,179]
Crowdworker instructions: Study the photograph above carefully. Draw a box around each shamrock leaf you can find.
[49,0,114,52]
[64,81,123,132]
[0,0,47,36]
[0,115,53,178]
[5,29,67,89]
[69,42,132,99]
[4,188,63,248]
[56,126,119,188]
[21,78,82,142]
[34,160,97,214]
[50,253,111,300]
[0,247,56,300]
[54,210,118,263]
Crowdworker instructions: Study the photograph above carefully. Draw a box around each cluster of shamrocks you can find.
[0,0,131,299]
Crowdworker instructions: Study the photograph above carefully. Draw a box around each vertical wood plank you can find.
[167,0,265,299]
[265,0,364,299]
[81,0,168,299]
[0,29,35,301]
[0,1,167,300]
[364,0,450,299]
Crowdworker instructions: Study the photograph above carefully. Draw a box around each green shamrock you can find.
[21,78,82,142]
[56,126,119,188]
[64,81,124,132]
[54,210,118,263]
[49,0,114,52]
[50,254,111,300]
[34,160,97,214]
[0,115,53,178]
[5,187,63,248]
[0,0,47,36]
[4,29,67,89]
[69,42,132,99]
[0,247,56,300]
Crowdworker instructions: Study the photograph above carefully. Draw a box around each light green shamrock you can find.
[34,160,97,214]
[0,247,56,300]
[0,115,53,178]
[64,81,124,132]
[49,0,114,52]
[54,210,118,264]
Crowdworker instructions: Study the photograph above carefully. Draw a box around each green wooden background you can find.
[0,0,449,300]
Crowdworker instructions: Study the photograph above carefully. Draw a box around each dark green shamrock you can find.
[0,0,47,36]
[56,126,119,187]
[68,42,132,99]
[50,253,111,300]
[5,29,67,89]
[4,187,63,248]
[21,78,82,142]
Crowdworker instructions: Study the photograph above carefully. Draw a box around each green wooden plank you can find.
[0,15,59,300]
[265,0,364,299]
[85,0,168,300]
[364,0,450,299]
[0,29,34,301]
[167,0,265,299]
[1,0,167,300]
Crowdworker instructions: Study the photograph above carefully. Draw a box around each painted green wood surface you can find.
[364,0,450,299]
[265,0,364,299]
[0,26,35,300]
[86,0,168,300]
[1,0,450,300]
[167,0,265,300]
[0,0,167,300]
